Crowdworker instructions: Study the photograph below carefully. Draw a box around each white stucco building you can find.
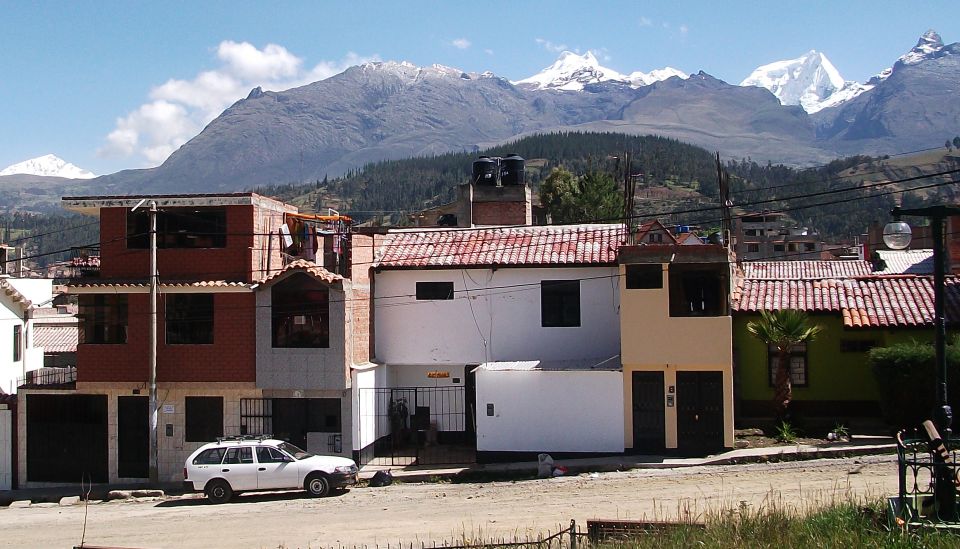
[354,224,626,463]
[0,277,53,395]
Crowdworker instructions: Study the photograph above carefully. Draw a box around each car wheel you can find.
[205,479,233,504]
[305,473,330,497]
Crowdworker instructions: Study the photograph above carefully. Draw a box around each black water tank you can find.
[500,154,525,186]
[472,156,498,185]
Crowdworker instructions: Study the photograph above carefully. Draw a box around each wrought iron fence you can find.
[357,386,473,466]
[895,428,960,524]
[318,519,699,549]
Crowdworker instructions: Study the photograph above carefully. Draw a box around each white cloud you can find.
[99,41,377,167]
[679,24,689,36]
[484,48,494,56]
[535,38,575,54]
[452,38,471,49]
[639,17,653,27]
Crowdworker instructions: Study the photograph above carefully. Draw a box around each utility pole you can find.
[148,200,159,484]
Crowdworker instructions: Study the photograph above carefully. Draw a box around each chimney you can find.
[463,155,532,227]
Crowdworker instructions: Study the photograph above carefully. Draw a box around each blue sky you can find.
[0,0,956,176]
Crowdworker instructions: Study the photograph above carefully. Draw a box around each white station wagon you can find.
[183,436,359,503]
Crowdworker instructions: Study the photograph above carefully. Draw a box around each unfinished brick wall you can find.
[347,233,377,365]
[77,292,256,383]
[99,206,256,282]
[471,201,531,226]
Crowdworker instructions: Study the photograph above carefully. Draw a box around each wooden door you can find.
[676,371,725,455]
[117,396,149,478]
[631,371,666,453]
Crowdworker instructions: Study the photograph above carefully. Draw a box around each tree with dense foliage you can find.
[954,136,960,149]
[539,168,623,223]
[747,309,823,418]
[869,339,960,428]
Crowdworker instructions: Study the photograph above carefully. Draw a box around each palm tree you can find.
[747,309,823,418]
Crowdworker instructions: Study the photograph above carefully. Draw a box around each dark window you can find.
[165,294,214,344]
[788,243,800,252]
[79,294,128,344]
[223,447,253,464]
[647,232,663,243]
[272,273,329,348]
[185,396,223,442]
[625,264,663,289]
[256,446,290,463]
[541,280,580,327]
[127,207,227,249]
[768,343,808,387]
[804,242,816,251]
[747,244,760,253]
[416,281,454,300]
[669,264,727,317]
[13,325,22,362]
[192,448,226,465]
[744,229,758,237]
[840,339,876,353]
[773,244,785,252]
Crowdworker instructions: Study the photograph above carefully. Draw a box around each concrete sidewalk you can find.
[2,438,895,505]
[359,437,897,482]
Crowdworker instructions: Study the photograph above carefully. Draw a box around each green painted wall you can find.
[733,314,940,403]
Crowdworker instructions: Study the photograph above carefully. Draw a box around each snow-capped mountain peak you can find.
[898,29,945,65]
[514,51,626,91]
[740,50,873,114]
[627,67,688,87]
[0,154,96,179]
[514,51,686,91]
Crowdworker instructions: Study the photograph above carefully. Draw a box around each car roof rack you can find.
[216,434,274,443]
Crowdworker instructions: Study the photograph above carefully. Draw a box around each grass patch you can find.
[593,501,955,548]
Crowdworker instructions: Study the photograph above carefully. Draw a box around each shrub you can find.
[868,339,960,429]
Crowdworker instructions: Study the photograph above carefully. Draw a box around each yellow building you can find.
[618,245,735,454]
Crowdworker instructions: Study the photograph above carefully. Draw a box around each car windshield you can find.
[278,442,313,460]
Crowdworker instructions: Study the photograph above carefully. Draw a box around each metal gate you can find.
[358,386,474,466]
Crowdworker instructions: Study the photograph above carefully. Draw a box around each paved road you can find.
[0,455,899,549]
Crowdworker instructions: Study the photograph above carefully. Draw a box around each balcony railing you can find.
[17,366,77,389]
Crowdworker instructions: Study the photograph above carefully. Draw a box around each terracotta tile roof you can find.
[733,275,960,328]
[257,259,343,286]
[33,325,78,353]
[0,278,31,309]
[874,249,934,274]
[741,260,873,280]
[375,224,626,268]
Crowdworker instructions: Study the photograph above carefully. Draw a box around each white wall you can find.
[352,364,390,452]
[6,279,53,307]
[0,293,24,394]
[374,267,620,365]
[475,369,624,453]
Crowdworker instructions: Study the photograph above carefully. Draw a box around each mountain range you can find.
[2,30,957,206]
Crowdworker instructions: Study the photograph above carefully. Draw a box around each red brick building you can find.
[17,194,373,485]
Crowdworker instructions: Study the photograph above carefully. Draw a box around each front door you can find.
[117,396,149,478]
[676,371,725,455]
[631,371,665,453]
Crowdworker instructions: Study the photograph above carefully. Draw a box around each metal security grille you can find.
[357,386,473,466]
[240,398,273,436]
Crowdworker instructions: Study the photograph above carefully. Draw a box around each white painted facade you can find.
[0,278,53,394]
[363,265,624,459]
[374,266,621,364]
[474,368,624,453]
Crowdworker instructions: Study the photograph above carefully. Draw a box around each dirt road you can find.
[0,455,900,549]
